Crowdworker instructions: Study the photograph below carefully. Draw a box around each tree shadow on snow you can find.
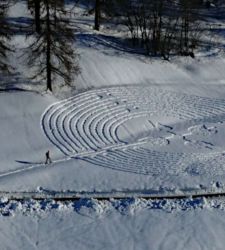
[0,72,41,93]
[76,33,146,56]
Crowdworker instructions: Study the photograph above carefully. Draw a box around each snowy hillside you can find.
[1,1,225,195]
[1,1,225,249]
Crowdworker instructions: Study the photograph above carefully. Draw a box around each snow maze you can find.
[42,86,225,176]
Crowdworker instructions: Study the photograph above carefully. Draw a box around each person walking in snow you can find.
[45,150,52,164]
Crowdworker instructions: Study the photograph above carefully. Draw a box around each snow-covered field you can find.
[1,196,225,250]
[2,1,225,249]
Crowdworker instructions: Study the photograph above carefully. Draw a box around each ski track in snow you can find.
[39,85,225,177]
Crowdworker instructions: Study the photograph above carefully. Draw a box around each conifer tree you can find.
[0,1,12,73]
[27,0,79,91]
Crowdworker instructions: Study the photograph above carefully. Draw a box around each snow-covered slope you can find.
[1,3,225,195]
[2,2,225,250]
[0,91,56,171]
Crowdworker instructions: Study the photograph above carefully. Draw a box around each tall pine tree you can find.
[27,0,79,91]
[0,1,12,73]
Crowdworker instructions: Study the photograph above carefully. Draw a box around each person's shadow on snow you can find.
[15,160,42,165]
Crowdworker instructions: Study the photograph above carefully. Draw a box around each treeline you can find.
[0,0,79,92]
[93,0,220,59]
[118,0,202,59]
[0,0,222,91]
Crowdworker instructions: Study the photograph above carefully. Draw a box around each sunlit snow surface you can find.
[1,197,225,250]
[2,2,225,249]
[42,86,225,178]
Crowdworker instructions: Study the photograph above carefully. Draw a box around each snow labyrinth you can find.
[42,86,225,176]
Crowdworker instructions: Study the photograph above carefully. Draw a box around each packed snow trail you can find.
[42,85,225,176]
[0,156,71,179]
[0,139,149,179]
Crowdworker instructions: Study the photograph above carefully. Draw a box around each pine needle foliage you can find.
[0,1,12,73]
[27,0,80,91]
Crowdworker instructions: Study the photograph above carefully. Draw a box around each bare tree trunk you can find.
[94,0,100,30]
[184,10,189,53]
[35,0,41,33]
[46,0,52,91]
[156,0,163,53]
[152,12,157,55]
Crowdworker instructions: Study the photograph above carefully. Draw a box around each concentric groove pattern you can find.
[42,86,225,175]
